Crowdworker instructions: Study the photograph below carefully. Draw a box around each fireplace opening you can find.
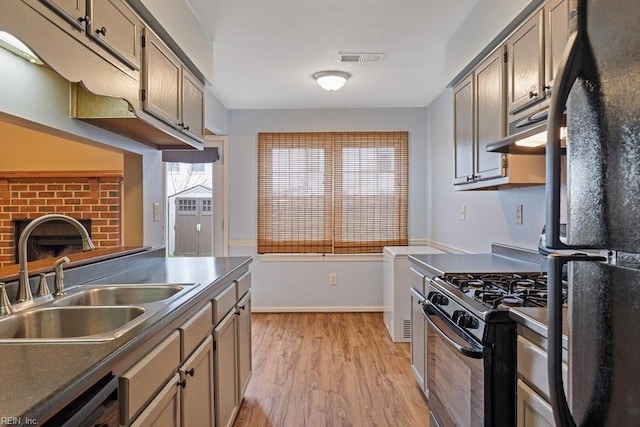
[13,218,92,263]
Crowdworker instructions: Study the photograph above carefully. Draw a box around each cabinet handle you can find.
[78,16,89,25]
[183,125,190,131]
[96,27,107,36]
[177,379,187,388]
[177,122,184,129]
[542,84,551,92]
[238,304,246,311]
[186,368,195,377]
[528,90,538,99]
[466,176,474,182]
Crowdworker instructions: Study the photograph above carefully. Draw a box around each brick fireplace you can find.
[0,171,123,267]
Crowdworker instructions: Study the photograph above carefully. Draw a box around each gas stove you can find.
[440,272,566,309]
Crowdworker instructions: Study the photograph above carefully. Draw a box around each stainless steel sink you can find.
[54,285,185,306]
[0,306,146,341]
[0,282,200,343]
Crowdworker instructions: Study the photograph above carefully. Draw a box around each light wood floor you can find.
[233,312,430,427]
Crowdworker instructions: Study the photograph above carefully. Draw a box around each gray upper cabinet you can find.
[454,48,506,187]
[143,28,205,144]
[143,28,182,128]
[454,75,474,185]
[87,0,142,70]
[475,48,506,181]
[544,0,569,93]
[181,69,205,142]
[38,0,86,30]
[506,10,544,115]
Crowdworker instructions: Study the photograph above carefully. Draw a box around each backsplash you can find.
[0,172,123,267]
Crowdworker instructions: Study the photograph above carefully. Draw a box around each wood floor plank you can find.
[233,312,430,427]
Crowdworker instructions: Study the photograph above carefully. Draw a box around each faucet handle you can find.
[53,256,70,297]
[36,273,51,297]
[0,283,13,316]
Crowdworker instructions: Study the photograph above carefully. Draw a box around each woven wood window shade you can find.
[258,131,408,254]
[333,132,408,253]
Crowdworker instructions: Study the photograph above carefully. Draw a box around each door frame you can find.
[206,135,229,256]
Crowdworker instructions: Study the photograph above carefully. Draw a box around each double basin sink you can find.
[0,283,200,343]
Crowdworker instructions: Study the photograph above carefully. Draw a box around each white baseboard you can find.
[252,306,384,313]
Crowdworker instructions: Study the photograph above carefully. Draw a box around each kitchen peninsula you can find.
[0,248,252,426]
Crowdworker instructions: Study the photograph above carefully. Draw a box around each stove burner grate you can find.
[441,272,565,308]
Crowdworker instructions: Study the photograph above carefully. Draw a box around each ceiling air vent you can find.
[338,53,384,64]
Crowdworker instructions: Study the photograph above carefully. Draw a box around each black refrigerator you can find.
[543,0,640,425]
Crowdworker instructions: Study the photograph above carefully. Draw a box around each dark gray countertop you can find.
[408,253,542,278]
[0,255,252,426]
[510,306,569,348]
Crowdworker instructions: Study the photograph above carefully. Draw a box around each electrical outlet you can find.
[329,273,337,285]
[460,205,466,221]
[515,204,523,225]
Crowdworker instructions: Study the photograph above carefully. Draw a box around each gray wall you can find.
[227,108,429,310]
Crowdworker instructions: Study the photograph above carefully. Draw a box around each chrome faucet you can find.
[16,214,95,303]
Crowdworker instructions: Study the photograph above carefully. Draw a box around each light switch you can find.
[153,202,160,222]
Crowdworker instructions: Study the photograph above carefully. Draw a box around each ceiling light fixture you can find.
[0,31,43,65]
[312,70,351,91]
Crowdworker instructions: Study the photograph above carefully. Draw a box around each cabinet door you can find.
[181,68,205,143]
[236,291,252,402]
[516,379,554,427]
[453,75,475,185]
[131,373,181,427]
[475,48,506,181]
[180,336,215,427]
[410,289,426,391]
[88,0,142,70]
[143,28,181,128]
[38,0,86,30]
[544,0,569,93]
[214,310,239,427]
[507,11,544,114]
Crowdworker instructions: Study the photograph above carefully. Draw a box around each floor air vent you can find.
[338,53,384,64]
[402,319,411,340]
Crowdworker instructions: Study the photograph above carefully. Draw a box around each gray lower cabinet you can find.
[180,336,215,427]
[214,309,239,427]
[131,373,181,427]
[516,379,554,427]
[236,291,252,401]
[409,268,426,394]
[516,329,567,427]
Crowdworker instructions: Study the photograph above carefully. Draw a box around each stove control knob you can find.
[453,310,477,329]
[429,293,448,306]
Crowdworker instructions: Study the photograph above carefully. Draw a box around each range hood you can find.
[486,123,548,154]
[71,84,203,150]
[486,108,566,155]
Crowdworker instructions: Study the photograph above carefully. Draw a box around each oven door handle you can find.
[423,303,484,359]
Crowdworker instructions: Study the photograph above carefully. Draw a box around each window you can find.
[258,132,408,254]
[168,162,180,173]
[191,163,205,173]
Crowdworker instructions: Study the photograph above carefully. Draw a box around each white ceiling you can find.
[185,0,478,110]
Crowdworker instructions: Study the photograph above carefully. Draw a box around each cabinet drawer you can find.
[212,282,237,324]
[517,335,567,401]
[179,304,213,360]
[120,331,181,424]
[236,272,251,300]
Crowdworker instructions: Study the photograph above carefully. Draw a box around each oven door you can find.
[424,301,486,427]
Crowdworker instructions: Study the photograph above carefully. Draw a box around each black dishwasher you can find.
[44,374,119,427]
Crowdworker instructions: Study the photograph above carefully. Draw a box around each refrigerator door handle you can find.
[547,253,606,427]
[545,0,598,251]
